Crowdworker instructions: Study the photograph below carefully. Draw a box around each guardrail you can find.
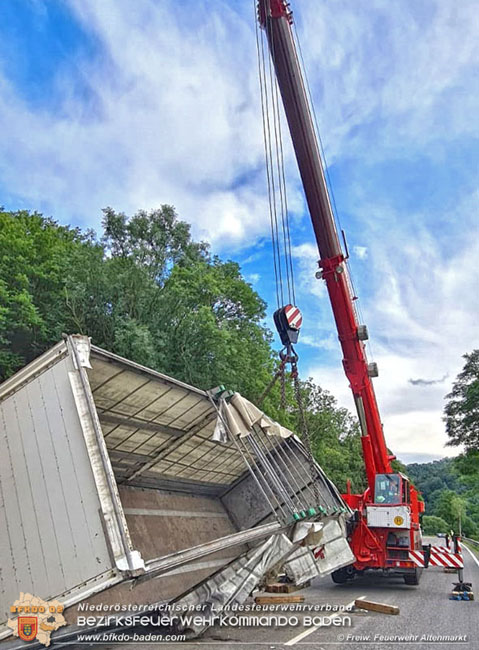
[463,536,479,548]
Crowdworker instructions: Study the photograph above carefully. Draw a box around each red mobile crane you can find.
[258,0,425,585]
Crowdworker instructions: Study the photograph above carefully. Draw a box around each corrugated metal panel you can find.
[88,353,249,491]
[0,355,113,625]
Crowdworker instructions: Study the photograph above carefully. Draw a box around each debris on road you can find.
[354,599,400,615]
[255,595,305,605]
[265,581,310,593]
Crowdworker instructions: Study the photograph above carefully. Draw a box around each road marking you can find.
[284,596,365,646]
[463,543,479,568]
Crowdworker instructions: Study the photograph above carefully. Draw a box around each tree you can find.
[407,457,479,538]
[149,257,275,400]
[0,210,91,379]
[432,490,471,534]
[296,380,367,493]
[0,208,276,403]
[450,495,467,536]
[444,350,479,451]
[422,515,450,535]
[454,450,479,481]
[61,206,209,361]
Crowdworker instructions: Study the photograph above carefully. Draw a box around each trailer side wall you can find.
[0,354,113,625]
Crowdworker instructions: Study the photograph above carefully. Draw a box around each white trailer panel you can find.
[0,349,114,626]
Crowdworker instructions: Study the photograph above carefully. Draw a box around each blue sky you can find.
[1,0,478,463]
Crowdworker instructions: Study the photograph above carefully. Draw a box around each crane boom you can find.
[257,0,392,492]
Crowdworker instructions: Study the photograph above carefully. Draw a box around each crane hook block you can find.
[274,304,303,346]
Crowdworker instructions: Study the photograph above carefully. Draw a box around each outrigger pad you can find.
[450,582,474,601]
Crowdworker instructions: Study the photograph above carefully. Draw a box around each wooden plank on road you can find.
[265,581,310,593]
[354,598,399,615]
[255,595,305,605]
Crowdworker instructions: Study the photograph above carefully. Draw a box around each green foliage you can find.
[153,258,274,400]
[434,490,465,527]
[407,458,460,503]
[407,457,479,538]
[454,450,479,479]
[422,515,450,535]
[444,350,479,451]
[296,379,367,493]
[0,207,276,403]
[0,210,91,378]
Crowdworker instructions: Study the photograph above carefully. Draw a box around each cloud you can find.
[409,375,448,387]
[353,245,368,260]
[245,272,260,285]
[300,333,337,352]
[295,0,479,162]
[0,0,276,247]
[291,242,325,300]
[397,452,452,466]
[304,192,479,458]
[1,0,476,249]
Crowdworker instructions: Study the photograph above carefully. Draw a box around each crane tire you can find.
[403,568,421,585]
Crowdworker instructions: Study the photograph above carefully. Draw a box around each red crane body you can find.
[258,0,424,584]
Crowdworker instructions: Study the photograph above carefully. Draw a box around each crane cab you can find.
[367,473,413,528]
[374,473,411,506]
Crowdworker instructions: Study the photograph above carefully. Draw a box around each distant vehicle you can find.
[437,533,446,538]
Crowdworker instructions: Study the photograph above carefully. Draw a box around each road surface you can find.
[51,538,479,649]
[173,537,478,650]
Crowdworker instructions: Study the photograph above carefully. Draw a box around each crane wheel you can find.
[331,566,355,584]
[403,568,421,585]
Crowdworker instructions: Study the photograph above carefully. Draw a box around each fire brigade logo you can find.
[8,593,66,647]
[394,515,404,526]
[18,617,38,642]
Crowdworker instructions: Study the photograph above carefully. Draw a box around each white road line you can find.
[463,543,479,568]
[284,596,365,646]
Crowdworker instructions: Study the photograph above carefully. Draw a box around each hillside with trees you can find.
[407,458,479,538]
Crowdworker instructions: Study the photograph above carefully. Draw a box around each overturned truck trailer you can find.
[0,335,354,644]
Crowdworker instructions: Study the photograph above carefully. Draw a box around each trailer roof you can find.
[88,346,248,495]
[0,339,284,497]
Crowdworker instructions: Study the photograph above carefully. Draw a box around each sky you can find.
[1,0,478,464]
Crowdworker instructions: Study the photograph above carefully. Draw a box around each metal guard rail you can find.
[463,536,479,548]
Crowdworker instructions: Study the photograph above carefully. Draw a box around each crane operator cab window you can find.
[375,474,401,504]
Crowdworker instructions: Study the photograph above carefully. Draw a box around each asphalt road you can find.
[64,538,479,650]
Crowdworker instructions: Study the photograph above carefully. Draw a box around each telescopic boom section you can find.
[258,0,393,490]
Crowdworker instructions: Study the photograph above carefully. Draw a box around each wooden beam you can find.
[354,599,399,615]
[265,582,310,593]
[255,595,305,605]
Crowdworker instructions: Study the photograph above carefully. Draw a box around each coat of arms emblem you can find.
[18,617,38,642]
